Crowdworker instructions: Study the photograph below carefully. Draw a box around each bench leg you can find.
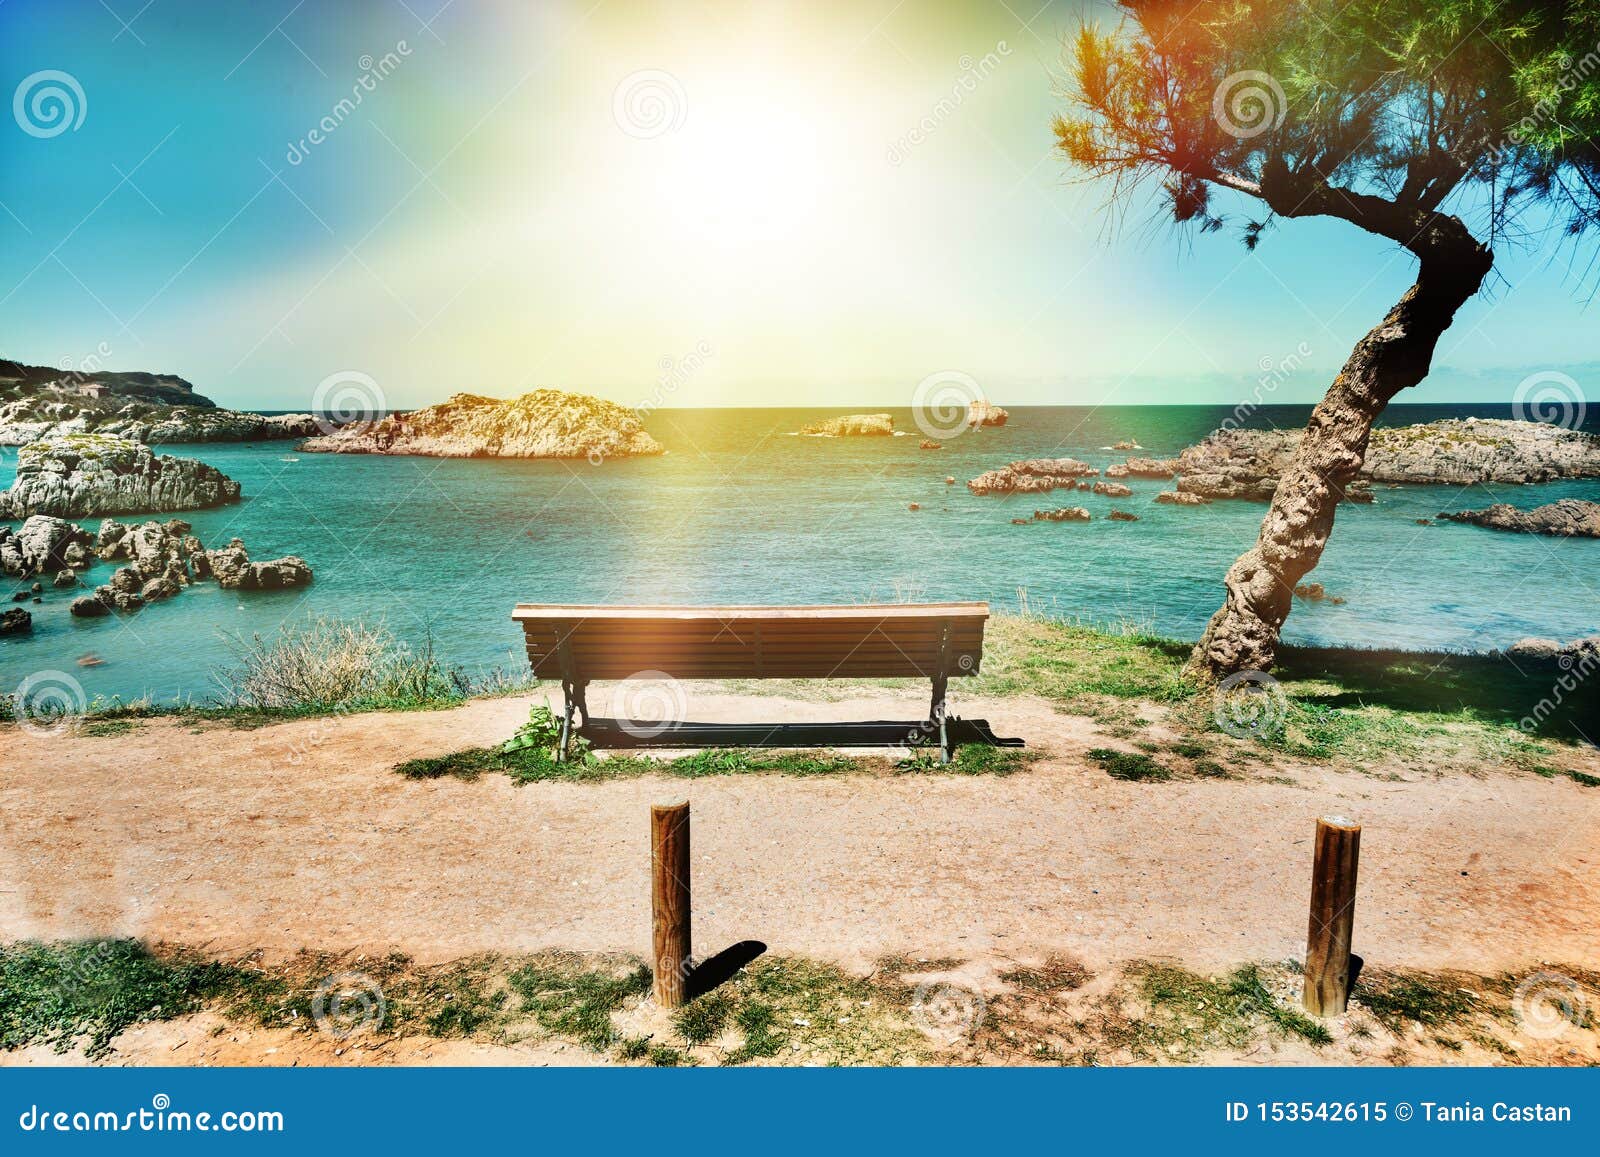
[557,681,575,762]
[572,680,590,727]
[929,673,950,764]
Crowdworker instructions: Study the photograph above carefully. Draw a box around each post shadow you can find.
[687,939,767,1000]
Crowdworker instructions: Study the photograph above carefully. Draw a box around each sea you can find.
[3,403,1598,704]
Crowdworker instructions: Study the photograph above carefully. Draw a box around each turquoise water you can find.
[3,403,1598,704]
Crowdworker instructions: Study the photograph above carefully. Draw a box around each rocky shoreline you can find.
[299,390,664,459]
[1438,498,1600,538]
[1104,418,1600,502]
[1,358,316,445]
[0,434,242,519]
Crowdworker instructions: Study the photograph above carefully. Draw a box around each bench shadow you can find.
[578,718,1023,750]
[687,939,767,1000]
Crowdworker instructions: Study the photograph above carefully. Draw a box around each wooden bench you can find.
[512,602,1015,762]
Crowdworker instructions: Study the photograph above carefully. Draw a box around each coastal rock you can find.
[204,538,313,590]
[1091,481,1133,497]
[54,518,315,614]
[1105,457,1176,479]
[798,413,895,437]
[967,458,1098,496]
[920,439,942,450]
[299,390,665,459]
[967,400,1009,427]
[0,434,241,518]
[69,594,110,617]
[1033,507,1091,522]
[1159,418,1600,502]
[1508,635,1600,666]
[1111,440,1140,451]
[1108,510,1140,521]
[1155,491,1211,506]
[52,568,77,588]
[1437,499,1600,538]
[0,515,95,576]
[0,607,31,634]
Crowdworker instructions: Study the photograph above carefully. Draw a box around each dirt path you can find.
[2,689,1596,975]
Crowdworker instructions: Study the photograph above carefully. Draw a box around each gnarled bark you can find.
[1188,205,1492,682]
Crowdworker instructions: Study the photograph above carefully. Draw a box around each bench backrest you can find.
[512,603,988,682]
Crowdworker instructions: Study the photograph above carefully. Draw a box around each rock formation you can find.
[1155,491,1211,506]
[300,390,665,458]
[13,516,317,616]
[1107,510,1140,521]
[1120,418,1600,502]
[1437,498,1600,538]
[0,435,241,518]
[1104,457,1175,479]
[967,400,1009,427]
[1091,480,1133,497]
[0,357,317,444]
[1032,507,1091,522]
[797,413,896,437]
[967,458,1098,496]
[0,515,95,577]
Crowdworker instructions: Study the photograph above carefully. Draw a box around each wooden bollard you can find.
[651,800,692,1008]
[1303,815,1361,1016]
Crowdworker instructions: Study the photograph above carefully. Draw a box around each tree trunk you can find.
[1187,241,1492,682]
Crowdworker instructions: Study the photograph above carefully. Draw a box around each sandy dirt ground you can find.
[3,686,1596,981]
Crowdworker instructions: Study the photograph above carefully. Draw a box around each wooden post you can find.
[651,800,691,1008]
[1303,815,1361,1017]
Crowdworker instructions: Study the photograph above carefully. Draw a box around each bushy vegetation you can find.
[216,618,473,710]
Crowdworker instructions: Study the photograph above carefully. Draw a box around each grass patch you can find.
[1087,747,1173,782]
[1128,963,1332,1059]
[672,991,733,1045]
[1353,971,1481,1032]
[0,940,254,1059]
[507,957,652,1051]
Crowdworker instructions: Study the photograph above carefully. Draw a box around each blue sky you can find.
[1,0,1596,412]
